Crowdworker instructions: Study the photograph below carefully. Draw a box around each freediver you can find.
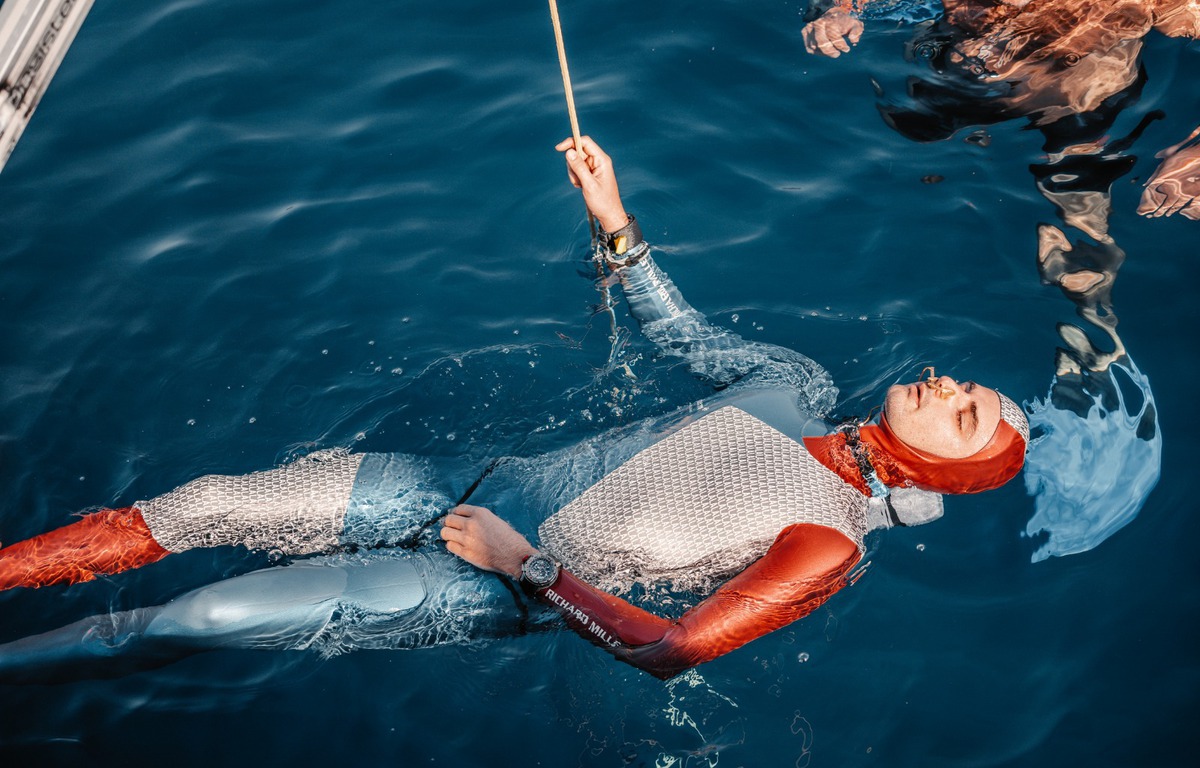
[0,137,1028,681]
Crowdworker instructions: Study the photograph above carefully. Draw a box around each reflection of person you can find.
[1138,125,1200,220]
[798,0,1177,558]
[0,138,1028,681]
[802,0,1200,221]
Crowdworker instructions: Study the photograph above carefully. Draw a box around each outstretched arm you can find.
[558,137,835,407]
[441,505,859,678]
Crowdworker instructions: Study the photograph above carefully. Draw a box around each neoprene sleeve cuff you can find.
[601,215,644,261]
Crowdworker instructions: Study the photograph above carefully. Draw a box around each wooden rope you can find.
[548,0,597,241]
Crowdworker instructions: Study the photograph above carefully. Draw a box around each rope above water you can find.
[547,0,596,241]
[547,0,625,357]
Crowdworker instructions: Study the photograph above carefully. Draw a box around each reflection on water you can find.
[1023,358,1161,562]
[804,0,1190,562]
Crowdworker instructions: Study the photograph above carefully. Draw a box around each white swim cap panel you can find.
[998,392,1030,444]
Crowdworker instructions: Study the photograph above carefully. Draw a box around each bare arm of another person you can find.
[441,504,859,678]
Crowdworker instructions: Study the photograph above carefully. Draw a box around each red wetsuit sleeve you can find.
[0,507,169,591]
[533,523,861,679]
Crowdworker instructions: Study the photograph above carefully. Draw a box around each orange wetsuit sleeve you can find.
[532,523,861,679]
[0,507,169,591]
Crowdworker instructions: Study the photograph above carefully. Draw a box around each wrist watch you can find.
[602,215,645,268]
[519,552,561,590]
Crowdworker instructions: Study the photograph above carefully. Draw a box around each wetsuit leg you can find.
[0,608,167,683]
[143,555,428,649]
[0,508,169,591]
[0,451,459,592]
[0,551,543,683]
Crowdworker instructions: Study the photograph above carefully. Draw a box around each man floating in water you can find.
[0,137,1028,681]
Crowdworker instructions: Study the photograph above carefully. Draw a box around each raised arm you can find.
[558,137,836,409]
[441,505,860,678]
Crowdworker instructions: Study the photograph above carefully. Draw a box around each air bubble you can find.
[916,543,925,551]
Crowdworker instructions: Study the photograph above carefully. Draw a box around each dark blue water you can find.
[1,1,1197,765]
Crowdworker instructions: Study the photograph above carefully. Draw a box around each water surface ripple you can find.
[1,1,1197,766]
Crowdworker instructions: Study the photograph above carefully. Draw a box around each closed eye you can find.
[958,402,979,436]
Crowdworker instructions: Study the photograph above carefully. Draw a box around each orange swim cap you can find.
[805,393,1029,496]
[866,392,1029,495]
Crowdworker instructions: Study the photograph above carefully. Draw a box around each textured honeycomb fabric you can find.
[998,392,1030,444]
[137,450,365,554]
[538,406,867,594]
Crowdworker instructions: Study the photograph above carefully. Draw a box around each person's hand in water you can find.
[801,7,863,58]
[1138,130,1200,220]
[556,135,629,232]
[441,504,538,579]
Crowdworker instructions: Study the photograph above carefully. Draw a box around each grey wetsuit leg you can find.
[0,607,169,683]
[0,551,546,683]
[143,556,428,650]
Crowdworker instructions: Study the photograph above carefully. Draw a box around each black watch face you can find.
[523,556,558,588]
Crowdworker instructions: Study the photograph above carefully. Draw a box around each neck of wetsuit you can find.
[814,416,1027,496]
[803,428,910,497]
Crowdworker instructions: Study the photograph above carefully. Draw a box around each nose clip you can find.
[920,366,955,399]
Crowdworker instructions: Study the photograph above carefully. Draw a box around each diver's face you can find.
[883,373,1001,459]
